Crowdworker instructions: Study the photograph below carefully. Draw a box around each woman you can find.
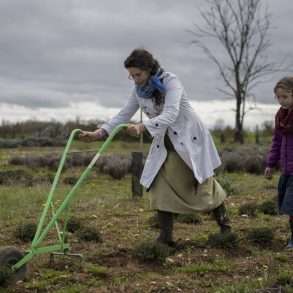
[80,48,231,246]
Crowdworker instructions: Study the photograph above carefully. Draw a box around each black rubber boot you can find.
[212,203,231,234]
[156,210,174,246]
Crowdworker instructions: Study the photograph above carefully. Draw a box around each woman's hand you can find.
[79,128,107,142]
[127,123,144,136]
[264,167,273,179]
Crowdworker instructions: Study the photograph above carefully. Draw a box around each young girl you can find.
[265,76,293,249]
[80,48,231,246]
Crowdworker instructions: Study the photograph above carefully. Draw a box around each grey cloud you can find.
[0,0,292,111]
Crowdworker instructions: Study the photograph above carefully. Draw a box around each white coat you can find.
[101,72,221,189]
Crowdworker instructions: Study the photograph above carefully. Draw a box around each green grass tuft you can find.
[247,227,274,246]
[207,231,238,249]
[133,241,174,263]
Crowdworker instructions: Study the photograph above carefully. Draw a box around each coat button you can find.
[193,136,197,140]
[155,123,159,127]
[173,131,177,135]
[156,145,160,148]
[180,142,184,145]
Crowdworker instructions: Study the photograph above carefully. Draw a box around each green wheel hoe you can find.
[0,124,128,285]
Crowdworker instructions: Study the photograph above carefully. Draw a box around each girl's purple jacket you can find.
[266,128,293,175]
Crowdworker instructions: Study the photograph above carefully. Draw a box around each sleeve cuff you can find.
[100,123,112,135]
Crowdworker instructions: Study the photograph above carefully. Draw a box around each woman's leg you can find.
[212,203,231,233]
[157,210,174,245]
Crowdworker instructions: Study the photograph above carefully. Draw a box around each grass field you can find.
[0,140,292,293]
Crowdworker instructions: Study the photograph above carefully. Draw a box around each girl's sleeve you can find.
[266,128,282,168]
[101,90,139,134]
[143,77,183,137]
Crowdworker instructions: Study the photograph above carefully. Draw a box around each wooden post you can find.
[131,152,143,198]
[130,108,144,198]
[140,108,143,150]
[220,132,226,143]
[255,125,260,145]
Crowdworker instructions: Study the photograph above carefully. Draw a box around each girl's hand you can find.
[79,128,107,142]
[264,167,273,179]
[127,123,144,136]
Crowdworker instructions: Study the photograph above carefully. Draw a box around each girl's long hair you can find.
[274,77,293,93]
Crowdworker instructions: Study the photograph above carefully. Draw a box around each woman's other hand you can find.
[127,123,144,136]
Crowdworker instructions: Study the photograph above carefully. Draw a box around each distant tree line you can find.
[212,119,273,145]
[0,118,273,149]
[0,119,153,148]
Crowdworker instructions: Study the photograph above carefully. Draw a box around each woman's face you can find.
[275,87,293,109]
[127,67,150,86]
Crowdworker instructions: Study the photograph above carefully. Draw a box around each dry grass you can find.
[0,142,292,292]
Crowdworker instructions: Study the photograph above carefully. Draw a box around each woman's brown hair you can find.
[124,48,160,75]
[124,48,164,106]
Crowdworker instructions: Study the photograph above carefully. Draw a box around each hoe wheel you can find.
[0,246,27,286]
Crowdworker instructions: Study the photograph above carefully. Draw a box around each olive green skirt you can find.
[149,150,227,214]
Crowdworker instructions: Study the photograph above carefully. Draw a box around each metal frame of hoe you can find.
[11,123,128,272]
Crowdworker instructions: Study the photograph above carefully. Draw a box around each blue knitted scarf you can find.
[135,69,165,99]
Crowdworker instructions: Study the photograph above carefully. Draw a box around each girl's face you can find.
[275,87,293,109]
[127,67,150,86]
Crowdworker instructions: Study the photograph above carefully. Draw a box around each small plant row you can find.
[14,218,103,244]
[219,145,268,174]
[7,153,134,180]
[0,137,66,148]
[133,226,277,265]
[238,200,278,217]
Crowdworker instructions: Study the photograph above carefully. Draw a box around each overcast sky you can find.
[0,0,292,128]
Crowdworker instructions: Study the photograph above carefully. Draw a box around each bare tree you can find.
[190,0,278,143]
